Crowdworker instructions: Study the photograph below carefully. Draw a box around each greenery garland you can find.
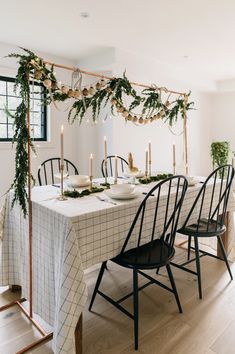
[7,48,194,215]
[139,173,173,184]
[63,186,105,198]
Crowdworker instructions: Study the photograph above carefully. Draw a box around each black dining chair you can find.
[101,155,128,178]
[171,164,234,299]
[38,157,78,186]
[89,175,188,350]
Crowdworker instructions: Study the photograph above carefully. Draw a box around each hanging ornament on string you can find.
[43,79,52,89]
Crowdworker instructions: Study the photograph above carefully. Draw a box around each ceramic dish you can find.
[105,190,140,200]
[110,184,135,194]
[66,181,90,188]
[123,170,145,178]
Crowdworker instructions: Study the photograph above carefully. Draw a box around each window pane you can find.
[31,100,42,112]
[0,77,46,141]
[8,124,14,138]
[0,81,6,95]
[30,86,42,100]
[0,110,6,123]
[0,96,6,109]
[0,124,7,138]
[7,81,20,96]
[8,96,22,110]
[7,111,15,124]
[31,112,41,125]
[33,125,42,138]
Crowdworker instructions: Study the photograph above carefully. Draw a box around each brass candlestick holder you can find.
[57,164,67,201]
[90,175,93,190]
[145,170,148,180]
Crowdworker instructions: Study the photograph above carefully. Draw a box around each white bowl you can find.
[110,184,135,195]
[68,175,89,186]
[54,172,69,180]
[123,169,144,178]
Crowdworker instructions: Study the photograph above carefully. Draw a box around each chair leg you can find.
[89,261,107,311]
[194,237,202,299]
[133,269,139,350]
[187,236,192,260]
[217,236,233,280]
[166,264,182,313]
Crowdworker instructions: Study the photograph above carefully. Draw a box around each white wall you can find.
[74,72,113,178]
[210,90,235,158]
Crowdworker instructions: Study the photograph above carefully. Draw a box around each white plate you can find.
[105,190,140,200]
[66,181,90,188]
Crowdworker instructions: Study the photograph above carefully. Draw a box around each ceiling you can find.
[0,0,235,82]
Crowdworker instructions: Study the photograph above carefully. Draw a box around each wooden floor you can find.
[1,246,235,354]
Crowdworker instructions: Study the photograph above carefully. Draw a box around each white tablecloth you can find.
[0,179,235,353]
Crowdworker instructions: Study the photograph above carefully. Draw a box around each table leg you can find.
[75,313,83,354]
[217,212,229,257]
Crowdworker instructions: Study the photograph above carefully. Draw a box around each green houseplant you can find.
[211,141,230,176]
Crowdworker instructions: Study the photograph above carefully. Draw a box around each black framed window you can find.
[0,76,47,141]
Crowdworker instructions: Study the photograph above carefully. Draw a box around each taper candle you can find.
[61,125,64,166]
[173,143,176,174]
[148,140,152,176]
[57,124,67,200]
[104,136,107,160]
[145,148,148,178]
[89,153,93,177]
[114,154,118,184]
[148,141,151,162]
[104,136,108,183]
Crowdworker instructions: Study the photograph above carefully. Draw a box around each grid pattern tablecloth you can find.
[0,180,235,353]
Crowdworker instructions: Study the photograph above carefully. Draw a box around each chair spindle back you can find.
[120,175,188,263]
[101,155,128,178]
[182,165,234,234]
[38,157,78,186]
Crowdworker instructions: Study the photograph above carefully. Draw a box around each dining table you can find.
[0,177,235,354]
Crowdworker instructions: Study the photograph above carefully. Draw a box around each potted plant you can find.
[210,141,230,176]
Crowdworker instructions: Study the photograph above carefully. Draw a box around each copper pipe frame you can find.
[0,298,53,353]
[44,60,187,96]
[183,94,189,176]
[0,72,53,352]
[0,56,190,354]
[27,79,33,319]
